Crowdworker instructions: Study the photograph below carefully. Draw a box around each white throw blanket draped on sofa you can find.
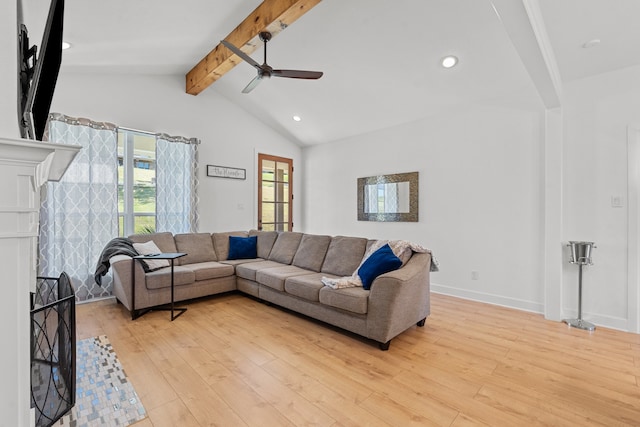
[321,240,439,289]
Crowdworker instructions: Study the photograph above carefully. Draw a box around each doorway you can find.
[257,153,293,231]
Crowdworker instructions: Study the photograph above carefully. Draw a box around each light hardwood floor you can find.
[76,292,640,426]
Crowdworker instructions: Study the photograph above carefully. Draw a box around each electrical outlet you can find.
[471,270,479,280]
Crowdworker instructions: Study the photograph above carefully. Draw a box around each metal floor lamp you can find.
[563,241,596,331]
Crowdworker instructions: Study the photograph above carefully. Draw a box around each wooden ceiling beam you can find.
[186,0,322,96]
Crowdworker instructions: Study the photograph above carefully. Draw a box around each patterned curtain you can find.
[383,183,399,213]
[39,114,119,302]
[363,183,399,213]
[365,184,378,213]
[155,134,199,233]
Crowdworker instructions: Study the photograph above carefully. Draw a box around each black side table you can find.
[131,252,187,321]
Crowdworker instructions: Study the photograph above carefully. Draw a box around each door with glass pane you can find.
[258,154,293,231]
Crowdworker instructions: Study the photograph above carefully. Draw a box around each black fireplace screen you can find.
[31,273,76,427]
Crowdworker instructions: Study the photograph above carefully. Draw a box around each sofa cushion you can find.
[256,265,315,292]
[212,231,249,261]
[184,261,234,281]
[268,232,303,264]
[249,230,278,259]
[130,232,179,262]
[319,286,369,315]
[175,233,217,264]
[235,260,285,281]
[285,272,338,302]
[228,236,258,259]
[321,236,368,277]
[358,243,403,290]
[292,234,331,272]
[132,241,169,271]
[145,266,195,290]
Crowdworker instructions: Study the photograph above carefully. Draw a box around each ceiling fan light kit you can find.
[221,31,323,93]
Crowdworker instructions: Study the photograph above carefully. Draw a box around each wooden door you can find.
[258,153,293,231]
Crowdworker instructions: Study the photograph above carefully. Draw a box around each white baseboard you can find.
[560,309,629,332]
[431,283,631,332]
[431,283,544,314]
[76,295,116,305]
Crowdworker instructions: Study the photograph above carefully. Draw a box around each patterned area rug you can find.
[53,335,146,427]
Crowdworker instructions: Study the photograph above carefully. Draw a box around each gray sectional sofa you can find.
[109,230,433,350]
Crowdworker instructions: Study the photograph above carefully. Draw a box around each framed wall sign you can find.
[206,165,246,180]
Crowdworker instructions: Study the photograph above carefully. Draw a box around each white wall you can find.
[51,72,302,232]
[561,65,640,330]
[302,102,546,312]
[302,66,640,332]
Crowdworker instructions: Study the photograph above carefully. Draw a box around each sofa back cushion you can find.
[175,233,217,264]
[321,236,368,277]
[292,234,331,272]
[132,240,170,271]
[129,232,178,263]
[212,231,249,261]
[249,230,278,259]
[268,232,303,264]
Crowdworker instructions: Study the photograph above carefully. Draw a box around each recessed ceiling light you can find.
[292,115,301,122]
[441,55,458,68]
[582,39,600,49]
[62,41,71,50]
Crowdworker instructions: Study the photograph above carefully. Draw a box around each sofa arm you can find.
[110,255,147,312]
[366,252,431,344]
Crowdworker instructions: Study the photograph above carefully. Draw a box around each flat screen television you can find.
[18,0,65,141]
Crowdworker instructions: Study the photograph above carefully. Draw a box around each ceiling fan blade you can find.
[272,69,323,79]
[242,75,263,93]
[221,39,262,70]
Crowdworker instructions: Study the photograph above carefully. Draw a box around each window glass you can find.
[118,129,156,236]
[258,154,293,231]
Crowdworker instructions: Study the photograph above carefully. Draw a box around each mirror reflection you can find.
[357,172,418,222]
[363,182,410,213]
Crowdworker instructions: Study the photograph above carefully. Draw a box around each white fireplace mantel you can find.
[0,136,80,427]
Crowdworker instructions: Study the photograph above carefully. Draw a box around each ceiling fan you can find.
[221,31,323,93]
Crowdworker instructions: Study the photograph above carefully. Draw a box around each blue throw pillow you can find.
[357,244,403,290]
[227,236,257,260]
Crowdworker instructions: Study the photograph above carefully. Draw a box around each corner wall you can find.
[561,65,640,330]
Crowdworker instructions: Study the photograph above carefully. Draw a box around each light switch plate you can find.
[611,196,624,208]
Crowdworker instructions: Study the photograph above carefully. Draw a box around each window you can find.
[258,153,293,231]
[118,129,156,236]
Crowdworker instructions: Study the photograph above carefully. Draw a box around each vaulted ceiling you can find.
[23,0,640,145]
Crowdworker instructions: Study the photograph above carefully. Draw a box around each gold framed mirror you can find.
[357,171,419,222]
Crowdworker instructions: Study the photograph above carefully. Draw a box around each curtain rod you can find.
[117,126,155,136]
[119,126,200,144]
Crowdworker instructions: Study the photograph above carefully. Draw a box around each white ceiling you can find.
[22,0,640,146]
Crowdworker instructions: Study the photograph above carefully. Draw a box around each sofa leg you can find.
[417,318,426,327]
[379,340,391,351]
